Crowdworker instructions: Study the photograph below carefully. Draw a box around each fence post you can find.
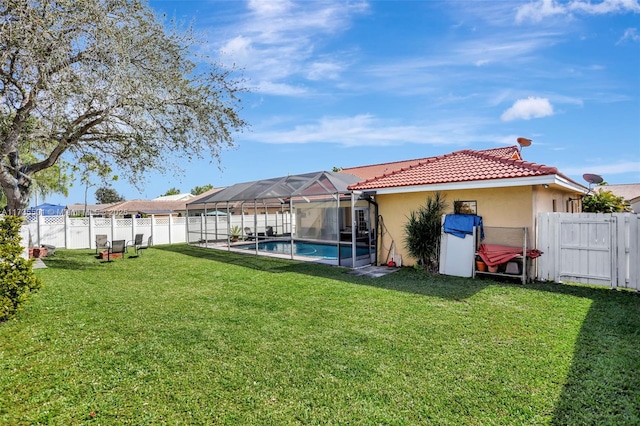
[168,213,173,244]
[111,214,116,240]
[151,215,156,243]
[132,215,137,242]
[64,213,70,249]
[200,214,204,244]
[89,214,95,249]
[36,212,42,246]
[632,215,640,292]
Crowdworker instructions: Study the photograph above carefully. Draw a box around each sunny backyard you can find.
[1,245,638,425]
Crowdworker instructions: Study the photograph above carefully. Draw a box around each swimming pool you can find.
[234,240,371,260]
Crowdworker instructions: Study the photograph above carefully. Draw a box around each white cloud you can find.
[617,27,640,44]
[561,161,640,176]
[244,114,503,147]
[501,97,554,121]
[219,36,253,59]
[516,0,566,23]
[475,59,491,66]
[516,0,640,23]
[247,0,292,16]
[306,61,344,80]
[214,0,369,94]
[255,81,308,96]
[569,0,640,15]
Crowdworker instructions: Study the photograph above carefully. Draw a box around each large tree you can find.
[0,0,246,214]
[95,186,124,204]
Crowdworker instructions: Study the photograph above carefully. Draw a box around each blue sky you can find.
[52,0,640,205]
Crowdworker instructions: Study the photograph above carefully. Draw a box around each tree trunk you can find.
[0,175,32,216]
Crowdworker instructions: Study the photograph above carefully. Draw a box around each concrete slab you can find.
[348,265,399,278]
[32,258,47,269]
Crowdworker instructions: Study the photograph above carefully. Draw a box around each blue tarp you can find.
[29,203,66,216]
[443,214,484,239]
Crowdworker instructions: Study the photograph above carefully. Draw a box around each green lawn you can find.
[1,245,638,425]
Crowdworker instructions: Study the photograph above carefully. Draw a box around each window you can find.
[454,200,477,215]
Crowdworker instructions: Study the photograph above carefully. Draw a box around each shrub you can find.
[404,192,448,273]
[582,189,630,213]
[0,215,42,322]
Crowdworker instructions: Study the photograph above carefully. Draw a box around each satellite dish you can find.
[583,173,603,185]
[517,137,532,148]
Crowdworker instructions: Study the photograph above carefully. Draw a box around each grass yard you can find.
[1,245,639,425]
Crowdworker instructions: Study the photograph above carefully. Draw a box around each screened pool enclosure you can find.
[186,171,377,268]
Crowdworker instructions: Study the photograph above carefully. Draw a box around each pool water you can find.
[235,240,370,260]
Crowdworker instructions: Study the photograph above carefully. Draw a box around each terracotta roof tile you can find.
[341,146,522,181]
[99,199,188,214]
[348,147,561,190]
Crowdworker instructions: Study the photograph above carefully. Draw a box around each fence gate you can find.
[537,213,639,290]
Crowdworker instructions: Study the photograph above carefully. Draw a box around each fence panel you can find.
[68,217,91,249]
[537,212,639,290]
[170,217,185,244]
[23,214,188,250]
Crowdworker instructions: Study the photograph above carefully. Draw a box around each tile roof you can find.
[347,146,562,190]
[66,202,117,213]
[153,193,196,201]
[98,199,188,214]
[597,183,640,202]
[342,146,522,181]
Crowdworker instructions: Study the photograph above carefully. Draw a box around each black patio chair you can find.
[126,233,144,253]
[244,227,255,240]
[95,234,109,254]
[266,226,276,237]
[106,240,126,261]
[134,236,153,256]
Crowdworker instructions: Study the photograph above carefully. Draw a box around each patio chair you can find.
[95,234,109,254]
[134,236,153,256]
[266,226,276,237]
[258,226,275,240]
[244,227,255,240]
[106,240,126,261]
[126,233,144,253]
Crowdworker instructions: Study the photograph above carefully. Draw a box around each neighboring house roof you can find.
[66,203,117,213]
[346,146,583,192]
[188,187,226,204]
[597,183,640,203]
[154,193,196,201]
[98,199,188,215]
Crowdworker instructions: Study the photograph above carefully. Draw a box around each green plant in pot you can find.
[230,225,242,242]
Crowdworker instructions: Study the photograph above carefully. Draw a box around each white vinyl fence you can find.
[24,214,188,249]
[537,213,640,291]
[23,212,291,250]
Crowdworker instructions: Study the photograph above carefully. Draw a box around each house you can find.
[154,193,196,202]
[97,199,190,217]
[66,203,117,217]
[343,145,586,267]
[596,183,640,213]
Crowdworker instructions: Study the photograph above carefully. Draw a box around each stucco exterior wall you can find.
[376,187,537,267]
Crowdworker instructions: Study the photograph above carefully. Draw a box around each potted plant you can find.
[230,226,242,242]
